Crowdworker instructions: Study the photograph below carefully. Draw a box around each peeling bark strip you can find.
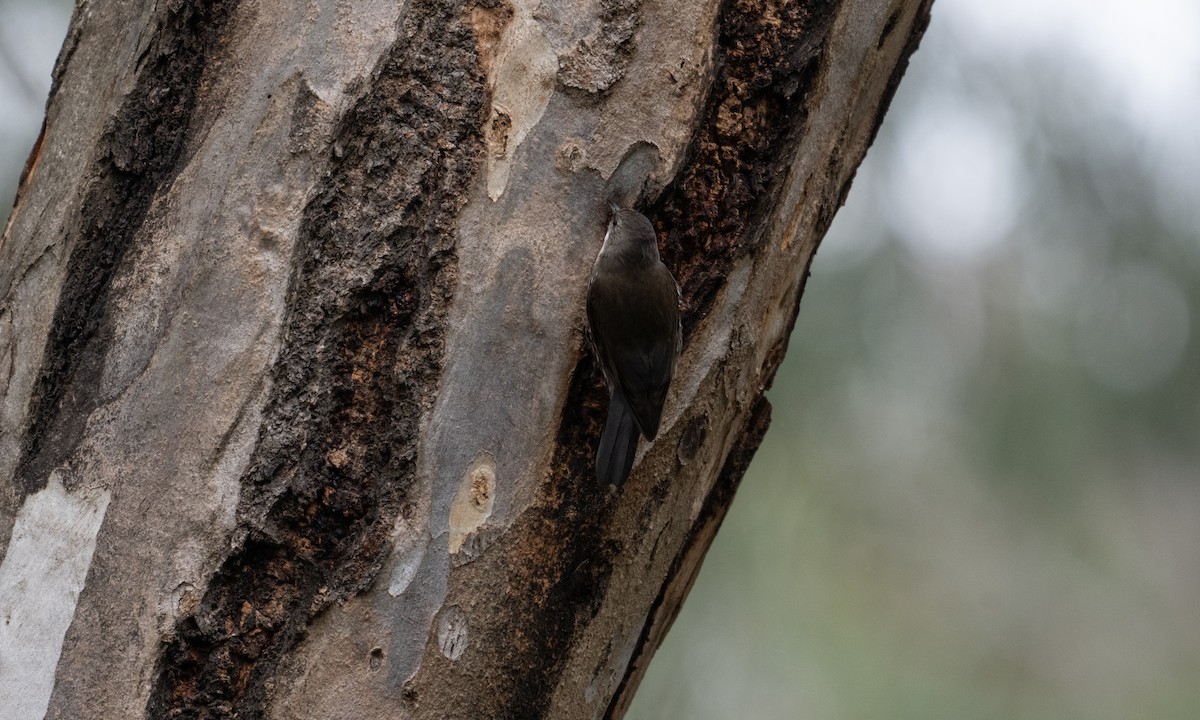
[146,0,489,716]
[654,0,837,335]
[3,118,45,229]
[15,0,240,497]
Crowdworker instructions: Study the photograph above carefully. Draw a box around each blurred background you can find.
[2,0,1197,717]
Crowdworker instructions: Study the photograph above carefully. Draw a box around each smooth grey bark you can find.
[0,0,931,717]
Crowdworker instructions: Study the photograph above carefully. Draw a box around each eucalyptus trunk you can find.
[0,0,931,717]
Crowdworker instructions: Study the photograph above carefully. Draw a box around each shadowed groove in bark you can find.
[145,0,490,716]
[14,0,241,498]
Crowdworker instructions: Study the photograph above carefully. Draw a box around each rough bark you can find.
[0,0,931,717]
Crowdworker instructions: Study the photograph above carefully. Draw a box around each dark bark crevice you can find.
[651,0,839,338]
[145,0,491,716]
[15,0,241,497]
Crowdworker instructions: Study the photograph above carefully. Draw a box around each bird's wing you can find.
[587,261,681,439]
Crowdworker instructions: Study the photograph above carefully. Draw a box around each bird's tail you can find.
[596,392,641,486]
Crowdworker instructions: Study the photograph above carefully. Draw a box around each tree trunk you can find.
[0,0,930,717]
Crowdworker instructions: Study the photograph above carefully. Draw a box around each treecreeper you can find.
[586,206,683,486]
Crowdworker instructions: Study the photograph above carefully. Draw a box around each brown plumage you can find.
[586,207,681,486]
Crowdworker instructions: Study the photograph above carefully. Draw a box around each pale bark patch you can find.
[0,473,109,720]
[449,452,497,555]
[481,0,557,200]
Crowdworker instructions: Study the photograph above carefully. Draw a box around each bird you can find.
[586,205,682,486]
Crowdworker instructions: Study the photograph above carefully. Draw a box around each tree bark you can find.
[0,0,931,717]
